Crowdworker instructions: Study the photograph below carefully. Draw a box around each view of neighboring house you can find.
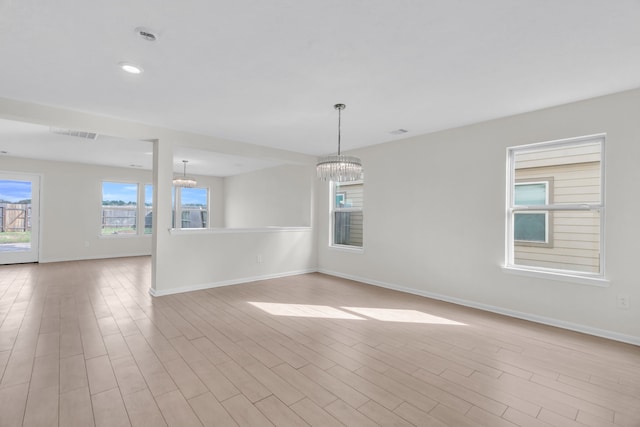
[513,140,601,273]
[333,181,364,247]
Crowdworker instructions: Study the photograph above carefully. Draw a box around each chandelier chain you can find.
[337,105,341,156]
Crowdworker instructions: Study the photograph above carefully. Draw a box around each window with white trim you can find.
[101,181,138,235]
[514,179,552,247]
[173,186,209,229]
[506,135,604,277]
[101,181,153,236]
[144,184,153,234]
[331,180,363,248]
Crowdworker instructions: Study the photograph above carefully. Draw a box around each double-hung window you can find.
[514,180,552,246]
[506,135,604,278]
[101,181,138,235]
[101,181,153,236]
[144,184,153,234]
[173,186,209,229]
[331,180,363,248]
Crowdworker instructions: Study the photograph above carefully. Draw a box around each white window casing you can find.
[505,134,606,285]
[330,180,364,250]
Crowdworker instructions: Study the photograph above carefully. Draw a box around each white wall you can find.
[224,164,313,227]
[153,163,316,295]
[5,90,637,344]
[317,88,640,344]
[152,228,315,295]
[0,97,318,294]
[0,156,152,262]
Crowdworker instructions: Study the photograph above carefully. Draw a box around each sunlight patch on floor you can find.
[248,302,466,324]
[341,307,466,325]
[248,302,366,320]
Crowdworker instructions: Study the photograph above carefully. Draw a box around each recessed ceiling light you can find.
[119,62,143,74]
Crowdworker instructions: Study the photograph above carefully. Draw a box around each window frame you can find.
[143,183,153,235]
[100,181,139,237]
[329,179,364,251]
[173,185,210,229]
[505,134,606,283]
[513,178,554,247]
[100,181,154,238]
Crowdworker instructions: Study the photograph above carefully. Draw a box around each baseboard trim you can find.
[318,269,640,347]
[40,252,151,264]
[148,268,317,297]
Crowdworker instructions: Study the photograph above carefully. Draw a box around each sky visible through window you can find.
[1,181,206,206]
[102,182,138,203]
[145,185,153,205]
[181,187,207,206]
[0,180,31,202]
[102,182,206,206]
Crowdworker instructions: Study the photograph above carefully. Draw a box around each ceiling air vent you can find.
[135,27,158,42]
[50,128,99,140]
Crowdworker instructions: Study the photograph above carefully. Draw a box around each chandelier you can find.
[173,160,197,188]
[316,104,363,182]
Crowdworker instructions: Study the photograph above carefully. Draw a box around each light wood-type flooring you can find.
[1,256,639,426]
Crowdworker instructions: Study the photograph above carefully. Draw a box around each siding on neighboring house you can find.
[514,141,601,273]
[335,182,363,246]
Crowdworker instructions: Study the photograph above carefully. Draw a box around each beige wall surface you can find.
[317,88,640,343]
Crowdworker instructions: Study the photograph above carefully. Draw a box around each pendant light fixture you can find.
[316,103,363,182]
[173,160,197,188]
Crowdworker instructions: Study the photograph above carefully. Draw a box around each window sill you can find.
[99,233,145,239]
[329,244,365,254]
[169,226,312,235]
[502,265,609,287]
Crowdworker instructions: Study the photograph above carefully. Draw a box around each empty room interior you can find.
[1,1,639,426]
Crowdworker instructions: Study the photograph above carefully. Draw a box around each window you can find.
[144,184,153,234]
[506,135,604,277]
[514,180,552,246]
[331,180,363,248]
[173,186,209,229]
[101,181,152,236]
[101,182,138,235]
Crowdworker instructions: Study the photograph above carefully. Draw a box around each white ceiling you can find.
[0,119,283,176]
[1,0,639,164]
